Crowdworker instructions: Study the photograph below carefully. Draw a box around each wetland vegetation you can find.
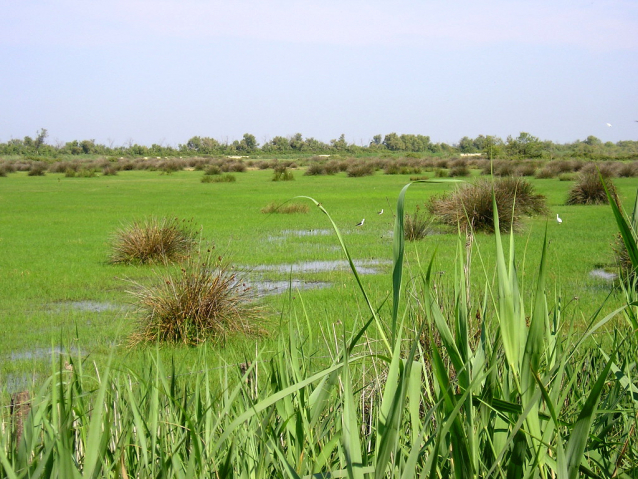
[1,154,637,476]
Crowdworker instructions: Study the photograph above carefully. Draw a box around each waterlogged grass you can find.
[0,184,636,476]
[0,169,636,390]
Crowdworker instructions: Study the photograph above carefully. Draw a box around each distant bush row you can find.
[2,156,638,179]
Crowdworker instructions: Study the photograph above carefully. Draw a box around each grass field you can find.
[0,166,634,390]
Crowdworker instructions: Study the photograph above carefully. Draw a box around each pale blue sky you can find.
[1,0,637,147]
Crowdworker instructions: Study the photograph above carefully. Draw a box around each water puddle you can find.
[2,373,36,394]
[54,301,124,313]
[250,280,332,296]
[589,269,617,281]
[10,346,81,361]
[249,259,391,275]
[268,229,332,242]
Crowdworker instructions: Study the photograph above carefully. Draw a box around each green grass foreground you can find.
[1,176,637,477]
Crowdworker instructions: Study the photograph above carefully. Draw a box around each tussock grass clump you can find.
[272,165,294,181]
[404,207,435,241]
[613,232,637,288]
[558,172,575,181]
[566,171,616,205]
[615,161,638,178]
[110,217,196,265]
[428,177,547,233]
[261,202,309,214]
[535,167,556,179]
[515,163,537,176]
[201,173,236,183]
[129,251,263,345]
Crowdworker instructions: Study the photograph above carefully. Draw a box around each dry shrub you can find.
[304,163,327,176]
[261,202,309,214]
[449,165,470,177]
[0,162,15,176]
[27,162,47,176]
[515,163,537,177]
[566,171,616,205]
[347,161,375,177]
[535,167,556,179]
[201,173,236,183]
[128,251,263,345]
[221,161,247,173]
[428,177,547,233]
[110,217,196,265]
[614,161,638,178]
[558,173,575,181]
[102,166,118,176]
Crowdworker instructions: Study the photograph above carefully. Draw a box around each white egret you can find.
[356,219,365,227]
[556,213,563,224]
[378,209,384,215]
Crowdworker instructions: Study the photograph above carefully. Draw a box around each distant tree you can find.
[383,133,405,151]
[458,136,476,153]
[584,135,602,146]
[506,132,542,158]
[330,134,348,151]
[289,133,304,151]
[34,128,48,151]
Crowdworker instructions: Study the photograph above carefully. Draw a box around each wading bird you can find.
[556,213,563,224]
[378,209,384,215]
[356,219,365,227]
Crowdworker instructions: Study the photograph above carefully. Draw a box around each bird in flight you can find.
[378,209,384,215]
[606,123,612,127]
[356,219,365,227]
[556,213,563,224]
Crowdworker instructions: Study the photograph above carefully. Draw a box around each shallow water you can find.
[268,229,333,242]
[589,269,617,281]
[250,279,332,296]
[2,373,36,394]
[55,301,124,313]
[249,259,391,275]
[10,345,81,361]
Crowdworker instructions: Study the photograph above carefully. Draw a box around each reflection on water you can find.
[250,259,390,275]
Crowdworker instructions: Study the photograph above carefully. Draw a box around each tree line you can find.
[1,129,637,160]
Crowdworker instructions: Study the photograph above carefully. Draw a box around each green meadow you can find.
[1,166,633,383]
[1,163,637,476]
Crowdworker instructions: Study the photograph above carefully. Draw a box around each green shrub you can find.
[129,250,263,345]
[558,172,575,181]
[204,165,221,176]
[109,216,196,265]
[428,177,547,233]
[272,166,294,181]
[434,168,448,178]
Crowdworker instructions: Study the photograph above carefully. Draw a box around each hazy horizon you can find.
[2,0,637,147]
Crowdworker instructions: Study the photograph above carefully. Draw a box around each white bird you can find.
[378,209,384,215]
[356,219,365,227]
[556,213,563,224]
[606,123,612,127]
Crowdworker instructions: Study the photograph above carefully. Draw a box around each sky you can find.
[1,0,637,147]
